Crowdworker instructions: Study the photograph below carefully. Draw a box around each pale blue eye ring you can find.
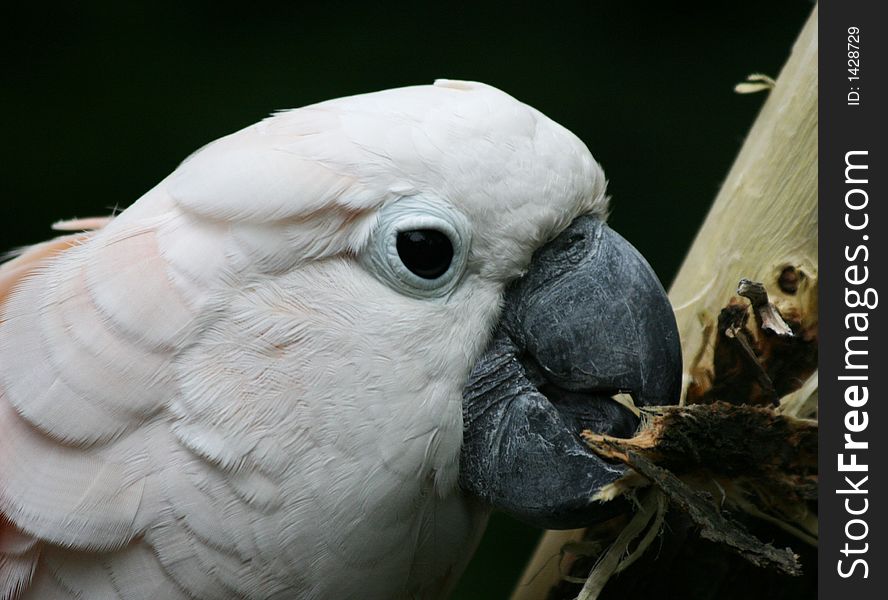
[364,197,470,299]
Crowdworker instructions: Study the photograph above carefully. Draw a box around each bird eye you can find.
[362,197,470,299]
[396,229,454,279]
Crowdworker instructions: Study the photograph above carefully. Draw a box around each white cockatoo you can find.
[0,80,680,599]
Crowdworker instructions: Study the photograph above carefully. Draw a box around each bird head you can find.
[160,79,681,531]
[0,79,682,600]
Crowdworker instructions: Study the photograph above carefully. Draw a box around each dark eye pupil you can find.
[396,229,454,279]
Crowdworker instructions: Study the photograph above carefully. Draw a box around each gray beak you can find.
[459,215,681,529]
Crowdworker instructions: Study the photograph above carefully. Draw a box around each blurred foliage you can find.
[1,1,813,598]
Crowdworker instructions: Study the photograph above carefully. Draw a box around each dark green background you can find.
[2,1,813,598]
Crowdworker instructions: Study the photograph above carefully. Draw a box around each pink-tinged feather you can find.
[0,517,40,600]
[51,217,113,232]
[0,234,94,314]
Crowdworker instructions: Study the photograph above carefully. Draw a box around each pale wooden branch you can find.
[510,6,818,599]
